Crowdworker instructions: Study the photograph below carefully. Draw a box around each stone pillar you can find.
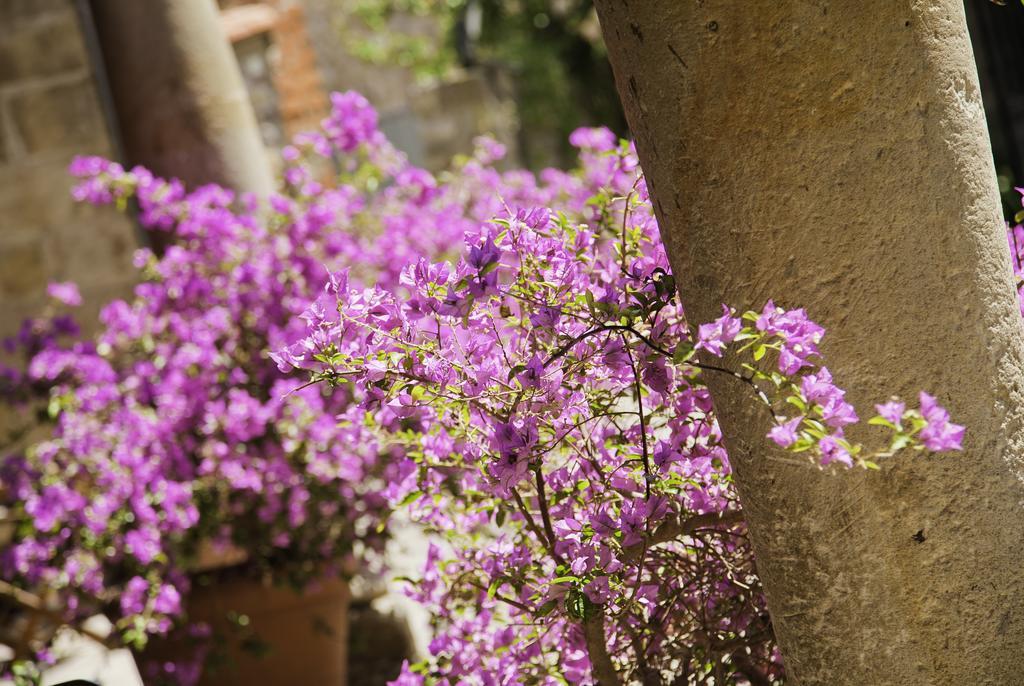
[87,0,274,194]
[594,1,1024,684]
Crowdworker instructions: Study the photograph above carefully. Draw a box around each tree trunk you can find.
[87,0,274,195]
[594,2,1024,684]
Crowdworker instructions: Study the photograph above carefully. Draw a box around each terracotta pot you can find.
[145,576,350,686]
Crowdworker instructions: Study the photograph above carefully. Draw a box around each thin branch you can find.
[466,580,533,614]
[623,510,746,560]
[534,410,637,458]
[543,323,772,416]
[620,190,635,275]
[511,487,565,566]
[621,333,652,498]
[533,466,560,559]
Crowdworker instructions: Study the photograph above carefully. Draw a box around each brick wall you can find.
[0,0,139,340]
[271,1,330,136]
[219,0,330,141]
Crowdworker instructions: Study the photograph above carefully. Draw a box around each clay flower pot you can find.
[144,574,350,686]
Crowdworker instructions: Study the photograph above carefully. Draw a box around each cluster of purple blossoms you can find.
[0,90,965,685]
[0,92,575,683]
[279,118,963,684]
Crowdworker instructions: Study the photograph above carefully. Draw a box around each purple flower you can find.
[800,367,835,403]
[694,305,742,357]
[757,301,824,373]
[473,136,507,164]
[120,576,150,616]
[387,661,425,686]
[323,91,379,152]
[821,395,859,429]
[46,281,82,307]
[528,305,561,329]
[125,527,162,565]
[152,583,182,616]
[777,347,805,375]
[490,419,538,458]
[467,237,501,271]
[818,435,853,468]
[584,576,613,604]
[917,392,965,452]
[516,354,546,389]
[465,235,502,297]
[513,206,551,230]
[767,416,803,448]
[568,127,617,152]
[874,400,905,426]
[641,357,674,395]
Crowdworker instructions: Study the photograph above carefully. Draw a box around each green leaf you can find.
[398,490,422,507]
[673,341,694,363]
[550,575,580,585]
[890,434,912,452]
[536,599,559,617]
[868,416,897,430]
[785,395,807,412]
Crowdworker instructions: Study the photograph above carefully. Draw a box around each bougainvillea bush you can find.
[1006,187,1024,314]
[276,130,965,684]
[0,92,533,683]
[0,92,966,685]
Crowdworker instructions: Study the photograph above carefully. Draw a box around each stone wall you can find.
[410,72,519,172]
[0,0,139,340]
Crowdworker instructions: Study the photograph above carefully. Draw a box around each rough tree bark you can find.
[594,2,1024,684]
[87,0,274,195]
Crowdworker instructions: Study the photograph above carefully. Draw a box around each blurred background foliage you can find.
[337,0,626,169]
